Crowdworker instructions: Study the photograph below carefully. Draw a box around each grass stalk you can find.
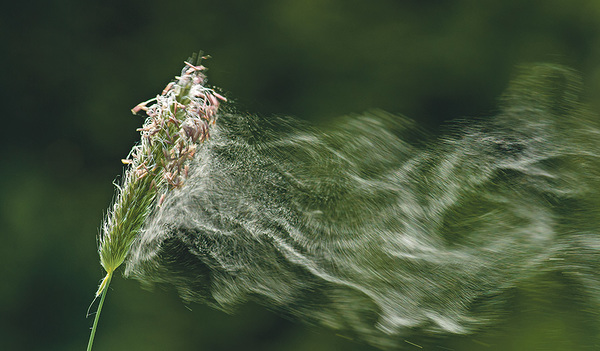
[87,272,113,351]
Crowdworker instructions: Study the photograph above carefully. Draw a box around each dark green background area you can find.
[1,1,599,350]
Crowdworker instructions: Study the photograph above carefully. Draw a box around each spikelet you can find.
[96,54,226,296]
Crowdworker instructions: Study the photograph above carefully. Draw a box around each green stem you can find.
[87,272,113,351]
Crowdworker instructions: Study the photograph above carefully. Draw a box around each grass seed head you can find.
[97,54,226,284]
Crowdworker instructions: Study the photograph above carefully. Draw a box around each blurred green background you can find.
[1,1,600,350]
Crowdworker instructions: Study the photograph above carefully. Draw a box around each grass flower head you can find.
[87,53,225,351]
